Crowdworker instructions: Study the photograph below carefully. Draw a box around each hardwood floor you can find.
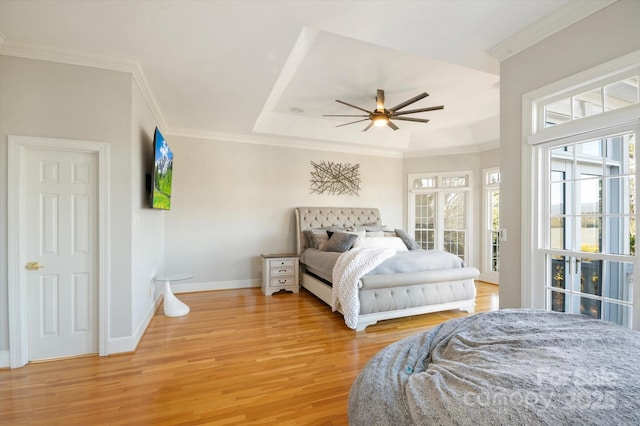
[0,282,498,425]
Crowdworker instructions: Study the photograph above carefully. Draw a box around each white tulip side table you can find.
[155,273,192,317]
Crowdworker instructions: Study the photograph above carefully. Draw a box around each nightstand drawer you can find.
[269,258,296,268]
[270,277,295,287]
[270,265,295,276]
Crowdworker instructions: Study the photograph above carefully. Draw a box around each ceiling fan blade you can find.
[335,99,372,114]
[391,105,444,116]
[393,116,430,123]
[376,89,385,111]
[362,121,374,132]
[336,118,371,127]
[390,92,428,112]
[387,121,399,131]
[323,114,369,117]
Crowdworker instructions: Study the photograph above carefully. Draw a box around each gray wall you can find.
[499,0,640,308]
[163,136,404,287]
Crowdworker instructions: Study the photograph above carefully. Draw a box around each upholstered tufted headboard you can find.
[294,207,382,255]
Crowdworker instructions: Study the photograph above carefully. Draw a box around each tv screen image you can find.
[151,127,173,210]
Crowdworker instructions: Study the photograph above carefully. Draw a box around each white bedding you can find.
[331,247,396,329]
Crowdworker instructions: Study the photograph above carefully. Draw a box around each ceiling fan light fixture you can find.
[372,113,388,127]
[325,90,443,131]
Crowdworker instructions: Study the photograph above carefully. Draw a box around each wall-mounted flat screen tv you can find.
[151,127,173,210]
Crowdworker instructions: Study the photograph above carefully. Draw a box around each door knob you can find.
[25,262,44,270]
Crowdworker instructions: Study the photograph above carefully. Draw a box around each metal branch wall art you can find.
[310,161,361,196]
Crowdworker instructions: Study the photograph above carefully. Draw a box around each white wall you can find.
[403,148,500,270]
[499,0,640,308]
[130,82,165,337]
[163,135,404,290]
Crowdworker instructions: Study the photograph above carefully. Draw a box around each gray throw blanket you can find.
[348,309,640,425]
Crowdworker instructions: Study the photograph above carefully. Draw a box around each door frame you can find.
[8,135,110,368]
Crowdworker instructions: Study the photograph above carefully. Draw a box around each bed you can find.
[295,207,479,331]
[349,309,640,425]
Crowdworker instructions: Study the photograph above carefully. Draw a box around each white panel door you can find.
[25,148,98,360]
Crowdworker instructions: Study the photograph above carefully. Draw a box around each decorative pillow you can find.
[303,230,317,249]
[309,229,329,251]
[328,230,365,239]
[395,229,421,250]
[325,231,360,253]
[352,236,408,252]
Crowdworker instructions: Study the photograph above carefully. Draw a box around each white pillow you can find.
[352,236,408,252]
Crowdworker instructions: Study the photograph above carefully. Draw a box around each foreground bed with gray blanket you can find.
[349,309,640,425]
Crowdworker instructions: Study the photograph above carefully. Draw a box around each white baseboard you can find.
[171,278,260,294]
[0,349,9,368]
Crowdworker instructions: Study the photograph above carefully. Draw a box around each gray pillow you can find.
[303,230,317,249]
[325,231,359,253]
[395,229,421,250]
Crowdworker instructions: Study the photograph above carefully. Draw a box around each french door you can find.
[408,172,470,263]
[540,127,637,327]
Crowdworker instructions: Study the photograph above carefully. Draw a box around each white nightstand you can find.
[261,253,300,296]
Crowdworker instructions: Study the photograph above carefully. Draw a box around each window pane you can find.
[578,178,602,214]
[603,302,632,328]
[551,255,568,290]
[550,290,567,313]
[491,230,500,273]
[550,182,566,214]
[573,88,603,119]
[578,139,603,157]
[441,176,468,188]
[443,192,465,228]
[579,258,602,296]
[579,216,601,253]
[487,171,500,185]
[413,177,436,188]
[490,189,500,231]
[603,260,633,303]
[544,98,571,127]
[604,76,639,111]
[550,216,566,250]
[575,294,601,319]
[605,216,634,255]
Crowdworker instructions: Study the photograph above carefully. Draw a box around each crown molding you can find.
[0,36,492,159]
[487,0,618,62]
[403,139,500,159]
[0,38,167,130]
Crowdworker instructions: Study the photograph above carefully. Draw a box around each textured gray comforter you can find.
[348,309,640,425]
[300,249,465,282]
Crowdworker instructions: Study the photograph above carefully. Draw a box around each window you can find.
[409,172,471,263]
[544,132,636,327]
[542,73,640,128]
[483,168,500,283]
[524,53,640,330]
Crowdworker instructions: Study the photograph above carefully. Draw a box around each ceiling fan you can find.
[323,89,444,131]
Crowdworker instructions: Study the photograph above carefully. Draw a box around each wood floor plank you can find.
[0,281,498,425]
